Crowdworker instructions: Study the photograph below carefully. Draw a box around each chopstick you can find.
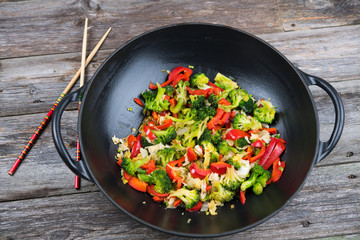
[74,18,88,190]
[8,25,112,176]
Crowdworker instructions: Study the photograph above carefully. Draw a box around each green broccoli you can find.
[138,169,173,194]
[190,73,209,89]
[217,140,237,155]
[211,130,223,147]
[210,180,235,202]
[170,81,189,114]
[239,95,257,114]
[221,166,244,191]
[207,93,220,109]
[151,169,173,194]
[164,85,175,96]
[157,148,176,167]
[169,188,200,209]
[233,113,262,131]
[189,95,206,109]
[226,155,242,170]
[253,100,276,124]
[240,165,271,195]
[196,106,217,121]
[152,126,177,145]
[199,128,212,143]
[234,137,248,148]
[141,84,170,113]
[121,157,150,176]
[219,88,248,111]
[141,136,153,148]
[214,73,239,98]
[182,117,208,147]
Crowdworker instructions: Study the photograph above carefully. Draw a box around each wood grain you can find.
[1,162,359,239]
[278,0,360,31]
[0,0,282,59]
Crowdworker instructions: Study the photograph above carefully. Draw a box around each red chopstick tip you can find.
[8,158,22,176]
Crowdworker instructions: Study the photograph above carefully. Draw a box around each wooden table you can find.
[1,1,359,239]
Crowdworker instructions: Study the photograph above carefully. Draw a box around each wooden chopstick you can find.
[74,18,88,190]
[8,26,112,176]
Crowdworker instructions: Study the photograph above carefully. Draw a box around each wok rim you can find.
[79,22,320,237]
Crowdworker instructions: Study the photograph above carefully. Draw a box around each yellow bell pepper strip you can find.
[271,158,286,183]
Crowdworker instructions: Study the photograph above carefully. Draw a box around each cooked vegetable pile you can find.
[113,66,286,215]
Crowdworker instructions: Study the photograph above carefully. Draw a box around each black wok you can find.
[52,23,344,237]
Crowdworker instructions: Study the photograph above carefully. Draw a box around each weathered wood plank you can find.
[0,0,283,59]
[0,110,98,202]
[278,0,360,31]
[260,24,360,82]
[1,161,359,239]
[1,25,359,118]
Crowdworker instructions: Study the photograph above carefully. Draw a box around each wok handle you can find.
[52,87,93,182]
[301,71,345,164]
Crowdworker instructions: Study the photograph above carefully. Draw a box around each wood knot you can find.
[301,220,311,227]
[346,151,354,157]
[348,174,356,179]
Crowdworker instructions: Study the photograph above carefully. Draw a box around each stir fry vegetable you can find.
[113,66,286,215]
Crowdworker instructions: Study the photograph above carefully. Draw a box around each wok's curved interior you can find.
[79,24,318,237]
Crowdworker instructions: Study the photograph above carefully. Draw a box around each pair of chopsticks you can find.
[8,19,112,186]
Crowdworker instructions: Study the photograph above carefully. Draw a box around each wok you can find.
[52,23,344,237]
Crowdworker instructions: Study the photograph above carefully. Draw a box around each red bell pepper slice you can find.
[133,98,144,107]
[218,98,231,106]
[149,82,157,89]
[187,201,203,212]
[240,190,246,205]
[218,111,231,126]
[187,146,197,162]
[264,127,277,134]
[258,137,277,166]
[261,141,286,170]
[148,119,173,130]
[169,98,177,107]
[128,176,148,192]
[271,158,286,183]
[171,74,189,87]
[127,134,137,149]
[152,196,165,202]
[143,125,157,141]
[168,66,186,82]
[130,135,142,159]
[208,81,224,91]
[123,171,132,181]
[251,139,264,148]
[141,159,156,174]
[173,198,182,207]
[187,86,208,96]
[150,185,170,197]
[250,144,266,163]
[224,129,250,141]
[207,108,225,129]
[210,162,231,175]
[189,162,212,179]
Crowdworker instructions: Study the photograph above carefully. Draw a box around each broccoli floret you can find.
[210,180,235,202]
[217,140,237,155]
[164,85,175,96]
[219,88,248,111]
[190,95,206,109]
[234,137,248,148]
[233,113,262,131]
[151,169,173,194]
[207,94,220,109]
[211,130,223,147]
[169,188,200,209]
[226,155,242,170]
[157,148,176,167]
[121,157,150,176]
[239,96,257,114]
[141,84,170,113]
[190,73,209,89]
[199,128,212,143]
[214,73,239,98]
[152,126,177,145]
[141,136,153,148]
[240,165,271,195]
[253,100,276,124]
[170,81,189,114]
[196,106,216,121]
[221,166,244,191]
